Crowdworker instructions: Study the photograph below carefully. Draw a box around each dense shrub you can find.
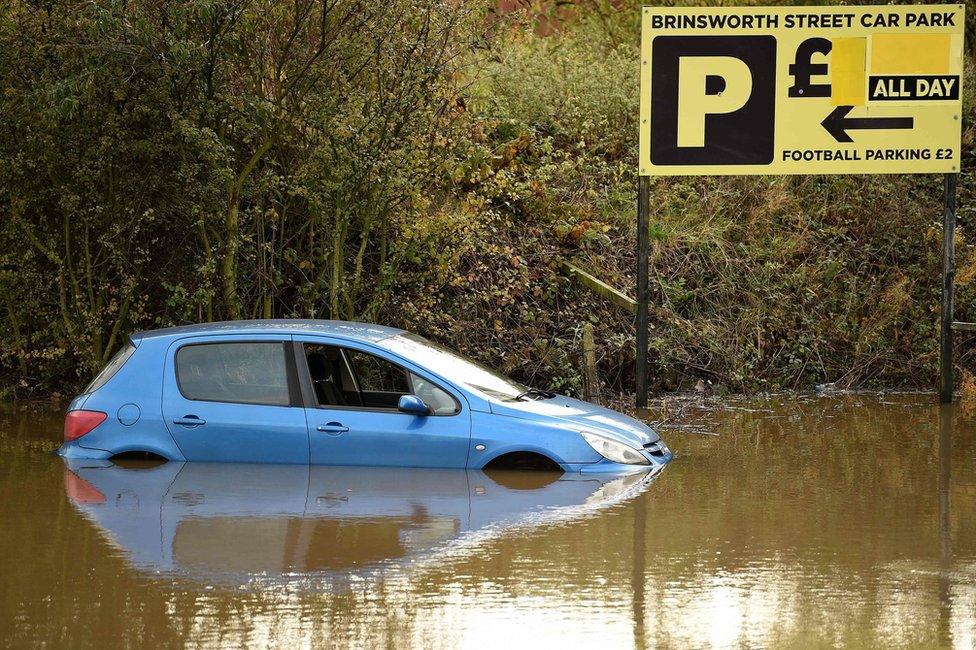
[1,0,974,398]
[0,0,482,392]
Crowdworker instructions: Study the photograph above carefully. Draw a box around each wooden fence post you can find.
[582,323,600,405]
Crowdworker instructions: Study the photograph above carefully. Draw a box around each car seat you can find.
[306,351,346,406]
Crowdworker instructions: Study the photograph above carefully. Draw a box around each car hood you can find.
[488,395,660,447]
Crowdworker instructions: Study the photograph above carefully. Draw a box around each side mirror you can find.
[398,394,430,416]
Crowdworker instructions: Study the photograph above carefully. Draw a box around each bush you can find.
[1,0,973,399]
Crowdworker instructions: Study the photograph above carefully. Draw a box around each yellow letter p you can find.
[677,56,753,148]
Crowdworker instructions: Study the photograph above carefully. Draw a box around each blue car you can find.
[57,320,672,472]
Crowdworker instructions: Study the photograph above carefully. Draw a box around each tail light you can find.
[64,410,107,441]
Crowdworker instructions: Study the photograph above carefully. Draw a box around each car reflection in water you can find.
[62,460,660,588]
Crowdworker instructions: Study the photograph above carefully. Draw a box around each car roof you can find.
[130,319,405,345]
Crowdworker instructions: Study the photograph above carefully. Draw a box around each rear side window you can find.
[85,342,136,393]
[176,342,290,406]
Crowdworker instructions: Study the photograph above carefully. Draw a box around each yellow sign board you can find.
[639,4,965,176]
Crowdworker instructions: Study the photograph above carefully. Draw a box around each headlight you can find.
[580,431,649,465]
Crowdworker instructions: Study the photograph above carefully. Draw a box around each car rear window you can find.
[84,342,136,393]
[176,342,290,406]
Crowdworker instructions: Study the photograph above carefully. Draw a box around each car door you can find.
[162,335,310,464]
[294,336,470,468]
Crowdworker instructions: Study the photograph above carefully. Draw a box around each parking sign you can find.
[639,4,965,175]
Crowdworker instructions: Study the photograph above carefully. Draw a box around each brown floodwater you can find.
[1,393,974,648]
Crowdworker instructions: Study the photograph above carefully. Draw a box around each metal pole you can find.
[636,176,650,408]
[940,173,957,404]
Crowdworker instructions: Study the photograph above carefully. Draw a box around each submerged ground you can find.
[1,393,974,648]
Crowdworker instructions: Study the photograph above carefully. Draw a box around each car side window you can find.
[347,350,410,394]
[302,344,458,414]
[176,342,290,406]
[304,344,360,407]
[409,372,459,415]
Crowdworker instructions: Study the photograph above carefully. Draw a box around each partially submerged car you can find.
[58,320,671,472]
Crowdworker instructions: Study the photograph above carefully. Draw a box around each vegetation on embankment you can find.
[1,1,974,399]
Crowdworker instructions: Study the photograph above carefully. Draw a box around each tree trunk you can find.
[222,137,276,321]
[222,197,241,320]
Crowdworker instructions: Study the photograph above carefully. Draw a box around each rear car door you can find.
[294,336,470,468]
[162,336,309,464]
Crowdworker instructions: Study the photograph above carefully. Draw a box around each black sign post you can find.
[636,176,651,408]
[941,173,958,404]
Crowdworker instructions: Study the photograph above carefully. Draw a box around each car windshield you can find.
[383,333,530,401]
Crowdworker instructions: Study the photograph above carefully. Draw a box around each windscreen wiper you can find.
[510,387,555,401]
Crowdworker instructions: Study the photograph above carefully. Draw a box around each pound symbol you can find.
[789,37,832,98]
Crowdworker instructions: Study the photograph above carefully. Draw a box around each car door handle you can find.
[317,422,349,434]
[173,416,206,427]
